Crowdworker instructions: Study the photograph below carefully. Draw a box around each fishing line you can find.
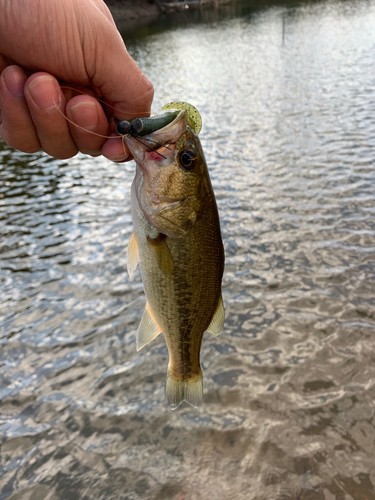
[124,131,171,152]
[131,135,167,159]
[58,85,152,118]
[137,137,171,151]
[54,87,352,212]
[54,86,148,138]
[54,86,170,159]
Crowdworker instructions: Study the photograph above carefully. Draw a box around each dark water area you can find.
[1,0,375,498]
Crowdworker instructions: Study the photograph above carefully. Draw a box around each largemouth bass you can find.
[124,105,224,409]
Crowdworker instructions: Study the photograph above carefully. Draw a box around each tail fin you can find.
[166,369,203,410]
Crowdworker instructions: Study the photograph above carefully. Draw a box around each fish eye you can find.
[116,120,131,136]
[179,150,196,170]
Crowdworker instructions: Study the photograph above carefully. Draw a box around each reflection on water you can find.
[1,0,375,498]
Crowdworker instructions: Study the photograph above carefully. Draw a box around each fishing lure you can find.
[162,101,202,134]
[115,101,202,138]
[115,110,180,137]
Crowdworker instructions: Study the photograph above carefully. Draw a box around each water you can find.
[1,0,375,498]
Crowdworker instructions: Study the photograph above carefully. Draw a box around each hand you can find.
[0,0,154,161]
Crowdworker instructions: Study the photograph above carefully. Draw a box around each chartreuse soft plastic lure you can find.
[162,101,202,134]
[115,101,202,138]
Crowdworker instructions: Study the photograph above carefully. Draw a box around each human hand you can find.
[0,0,153,161]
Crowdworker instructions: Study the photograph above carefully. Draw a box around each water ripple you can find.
[2,0,375,498]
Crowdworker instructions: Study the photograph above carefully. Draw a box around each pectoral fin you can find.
[207,295,225,335]
[127,232,139,279]
[147,234,174,275]
[137,302,162,351]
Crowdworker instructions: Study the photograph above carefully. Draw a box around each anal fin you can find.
[207,295,225,335]
[166,368,203,410]
[137,302,162,351]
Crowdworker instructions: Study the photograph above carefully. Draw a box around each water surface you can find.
[1,0,375,498]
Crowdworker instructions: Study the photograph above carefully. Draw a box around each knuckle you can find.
[136,74,154,106]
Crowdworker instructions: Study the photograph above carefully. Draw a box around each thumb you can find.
[91,29,154,120]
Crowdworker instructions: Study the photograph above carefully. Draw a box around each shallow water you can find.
[1,0,375,498]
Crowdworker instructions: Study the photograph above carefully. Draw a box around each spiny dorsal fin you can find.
[127,232,139,279]
[137,302,162,351]
[166,368,203,410]
[207,295,225,336]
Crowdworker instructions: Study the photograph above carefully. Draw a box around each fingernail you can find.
[28,76,60,110]
[3,68,26,98]
[70,101,99,131]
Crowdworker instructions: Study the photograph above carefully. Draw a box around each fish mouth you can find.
[124,109,188,166]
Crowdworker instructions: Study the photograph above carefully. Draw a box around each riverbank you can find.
[105,0,160,27]
[105,0,232,32]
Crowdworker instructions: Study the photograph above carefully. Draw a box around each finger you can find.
[0,65,41,152]
[60,83,99,102]
[66,95,109,156]
[101,134,130,162]
[0,54,8,73]
[24,73,78,159]
[92,31,154,120]
[102,61,154,120]
[101,117,131,162]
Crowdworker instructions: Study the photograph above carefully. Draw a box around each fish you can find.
[124,104,224,410]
